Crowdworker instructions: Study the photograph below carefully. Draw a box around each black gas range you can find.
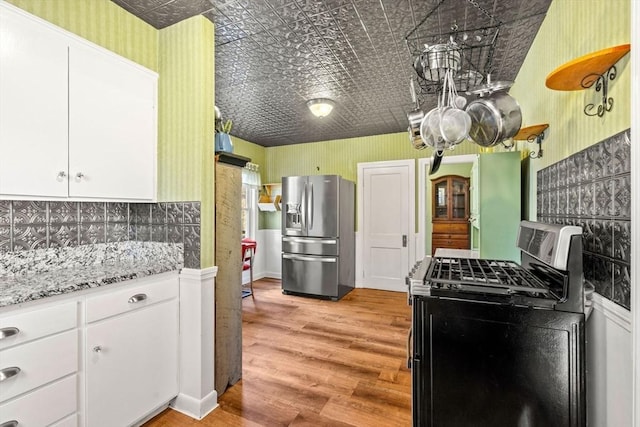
[407,221,586,426]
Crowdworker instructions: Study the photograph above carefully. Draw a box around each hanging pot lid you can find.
[466,74,513,96]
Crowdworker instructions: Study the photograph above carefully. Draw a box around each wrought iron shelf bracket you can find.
[545,44,630,118]
[514,124,548,159]
[582,66,616,117]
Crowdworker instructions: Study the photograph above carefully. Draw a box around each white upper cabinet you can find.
[68,42,157,200]
[0,3,157,201]
[0,5,69,197]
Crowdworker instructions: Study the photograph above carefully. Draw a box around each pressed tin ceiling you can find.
[111,0,553,147]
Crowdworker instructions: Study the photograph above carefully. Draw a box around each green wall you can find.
[5,0,158,71]
[158,16,215,268]
[233,136,266,177]
[263,132,483,183]
[8,0,217,267]
[509,0,631,219]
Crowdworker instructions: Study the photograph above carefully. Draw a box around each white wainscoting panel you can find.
[245,229,282,283]
[587,293,632,427]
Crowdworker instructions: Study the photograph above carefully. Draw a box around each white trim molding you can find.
[592,293,632,332]
[630,0,639,423]
[417,154,477,260]
[172,266,218,420]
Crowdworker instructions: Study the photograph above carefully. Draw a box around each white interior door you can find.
[358,160,414,292]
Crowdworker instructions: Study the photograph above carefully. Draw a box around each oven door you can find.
[412,296,585,427]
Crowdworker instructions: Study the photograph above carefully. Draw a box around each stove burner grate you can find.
[426,257,552,296]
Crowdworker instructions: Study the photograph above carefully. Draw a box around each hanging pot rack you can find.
[405,0,503,96]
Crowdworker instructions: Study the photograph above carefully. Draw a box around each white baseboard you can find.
[171,390,218,420]
[261,271,281,279]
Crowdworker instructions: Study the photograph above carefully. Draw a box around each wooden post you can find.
[214,162,242,395]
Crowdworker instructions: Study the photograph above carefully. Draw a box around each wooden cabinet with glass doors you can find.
[431,175,470,254]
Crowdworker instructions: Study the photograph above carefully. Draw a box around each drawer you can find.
[433,233,470,240]
[86,276,178,323]
[0,329,77,402]
[433,222,469,235]
[432,239,470,250]
[0,374,76,426]
[0,302,77,350]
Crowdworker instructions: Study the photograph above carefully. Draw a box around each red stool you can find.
[241,238,257,298]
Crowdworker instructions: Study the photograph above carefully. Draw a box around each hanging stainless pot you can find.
[408,108,426,149]
[407,79,426,149]
[465,92,522,147]
[421,43,461,82]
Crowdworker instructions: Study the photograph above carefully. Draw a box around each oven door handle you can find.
[406,327,412,369]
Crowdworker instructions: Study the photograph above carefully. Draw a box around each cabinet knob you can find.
[0,420,18,427]
[0,366,21,382]
[76,172,85,180]
[57,171,67,180]
[0,327,19,340]
[128,293,147,304]
[93,346,102,353]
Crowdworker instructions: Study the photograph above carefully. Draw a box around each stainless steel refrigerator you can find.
[281,175,355,300]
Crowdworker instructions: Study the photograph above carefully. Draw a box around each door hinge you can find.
[402,235,407,247]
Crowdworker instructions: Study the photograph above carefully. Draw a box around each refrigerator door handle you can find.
[308,182,314,230]
[282,237,337,244]
[300,183,306,231]
[282,254,337,263]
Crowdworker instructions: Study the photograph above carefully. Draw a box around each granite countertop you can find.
[0,242,183,308]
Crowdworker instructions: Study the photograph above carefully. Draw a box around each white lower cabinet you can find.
[0,272,179,427]
[84,275,179,427]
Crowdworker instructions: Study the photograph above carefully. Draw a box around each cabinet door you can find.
[433,179,449,220]
[86,299,178,427]
[450,177,469,220]
[0,5,69,197]
[69,42,157,200]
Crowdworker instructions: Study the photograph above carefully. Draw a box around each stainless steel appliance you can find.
[407,221,586,426]
[281,175,355,300]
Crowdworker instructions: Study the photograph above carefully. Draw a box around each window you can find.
[241,184,258,239]
[241,164,260,239]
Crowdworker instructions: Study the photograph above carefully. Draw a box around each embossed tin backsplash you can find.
[537,129,631,310]
[0,201,201,269]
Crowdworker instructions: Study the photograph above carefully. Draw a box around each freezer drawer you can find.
[282,253,339,298]
[282,236,338,256]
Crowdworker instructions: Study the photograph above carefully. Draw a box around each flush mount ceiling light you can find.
[307,98,335,118]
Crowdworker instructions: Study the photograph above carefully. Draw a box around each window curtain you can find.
[242,163,261,187]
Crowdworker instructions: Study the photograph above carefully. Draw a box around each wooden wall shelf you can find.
[514,124,548,159]
[513,124,549,141]
[545,44,630,91]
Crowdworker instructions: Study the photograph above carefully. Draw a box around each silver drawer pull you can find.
[0,367,21,382]
[0,327,19,340]
[0,421,18,427]
[128,293,147,304]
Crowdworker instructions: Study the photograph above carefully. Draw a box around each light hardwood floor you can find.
[145,278,412,427]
